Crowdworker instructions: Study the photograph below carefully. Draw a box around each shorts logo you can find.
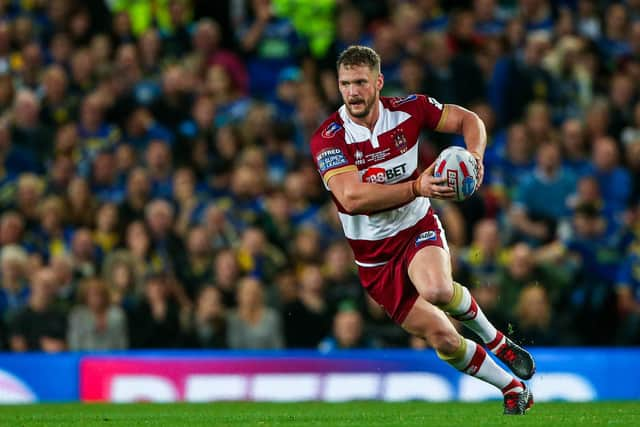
[391,94,417,106]
[322,122,342,138]
[415,231,437,245]
[317,148,348,173]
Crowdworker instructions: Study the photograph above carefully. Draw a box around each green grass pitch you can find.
[0,401,638,427]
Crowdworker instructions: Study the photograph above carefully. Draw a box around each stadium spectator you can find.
[90,151,125,203]
[128,273,183,348]
[490,32,555,127]
[150,64,191,135]
[497,242,571,317]
[8,267,67,352]
[559,202,625,344]
[0,245,30,322]
[511,284,563,346]
[509,140,577,245]
[421,31,486,110]
[49,253,78,312]
[67,278,128,351]
[11,90,52,171]
[211,248,240,308]
[102,249,142,310]
[185,285,228,349]
[65,176,97,228]
[616,245,640,344]
[238,0,305,99]
[459,218,505,287]
[93,203,121,254]
[487,122,535,209]
[144,198,185,273]
[0,211,26,248]
[319,304,375,351]
[172,167,207,237]
[119,168,152,226]
[145,140,174,199]
[282,263,331,348]
[560,118,590,178]
[587,136,632,214]
[625,142,640,203]
[227,276,284,349]
[323,241,364,316]
[191,18,248,94]
[40,64,77,129]
[177,226,213,300]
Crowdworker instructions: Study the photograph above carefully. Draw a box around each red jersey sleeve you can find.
[310,120,357,186]
[415,94,448,131]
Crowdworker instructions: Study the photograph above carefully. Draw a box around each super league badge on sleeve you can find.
[317,148,348,173]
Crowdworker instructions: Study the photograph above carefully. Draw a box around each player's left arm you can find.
[435,104,487,187]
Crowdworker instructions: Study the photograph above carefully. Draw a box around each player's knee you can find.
[417,275,453,305]
[429,329,460,355]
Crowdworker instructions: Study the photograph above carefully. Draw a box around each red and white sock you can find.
[486,330,508,355]
[439,337,522,395]
[440,282,499,344]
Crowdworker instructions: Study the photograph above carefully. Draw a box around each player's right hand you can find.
[413,161,456,200]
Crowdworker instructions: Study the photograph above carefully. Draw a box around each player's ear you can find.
[376,72,384,91]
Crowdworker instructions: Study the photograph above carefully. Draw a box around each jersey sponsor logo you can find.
[354,150,365,165]
[391,94,418,106]
[362,164,407,183]
[428,97,443,110]
[415,231,437,245]
[322,122,342,138]
[317,148,348,173]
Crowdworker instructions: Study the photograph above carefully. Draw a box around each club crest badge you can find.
[393,130,408,153]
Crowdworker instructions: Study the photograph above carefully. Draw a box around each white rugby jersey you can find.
[310,95,448,267]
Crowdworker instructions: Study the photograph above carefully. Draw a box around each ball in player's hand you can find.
[433,147,479,202]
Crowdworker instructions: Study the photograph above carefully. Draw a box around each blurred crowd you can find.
[0,0,639,353]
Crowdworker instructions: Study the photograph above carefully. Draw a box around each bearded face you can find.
[338,64,383,120]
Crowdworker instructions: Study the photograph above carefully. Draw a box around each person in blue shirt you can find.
[597,3,631,68]
[561,202,626,344]
[76,93,121,177]
[510,140,576,245]
[616,245,640,344]
[487,122,535,209]
[473,0,506,36]
[586,136,631,214]
[560,118,591,178]
[237,0,306,99]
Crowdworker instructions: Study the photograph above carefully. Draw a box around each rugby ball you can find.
[433,147,479,201]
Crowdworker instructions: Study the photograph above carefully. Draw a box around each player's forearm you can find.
[342,181,416,214]
[461,111,487,158]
